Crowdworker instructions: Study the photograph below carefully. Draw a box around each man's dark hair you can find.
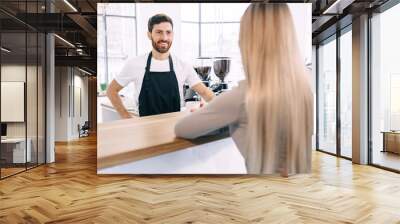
[148,14,173,32]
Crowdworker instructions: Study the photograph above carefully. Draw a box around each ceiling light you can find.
[322,0,354,15]
[1,47,11,53]
[63,0,78,12]
[78,67,92,76]
[76,48,85,55]
[54,34,75,48]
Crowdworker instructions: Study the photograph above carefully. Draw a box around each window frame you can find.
[368,0,400,173]
[315,24,353,161]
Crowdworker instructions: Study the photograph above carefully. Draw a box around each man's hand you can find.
[106,80,132,119]
[191,82,215,102]
[120,112,133,119]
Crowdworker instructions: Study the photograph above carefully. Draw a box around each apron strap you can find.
[168,54,174,72]
[145,52,174,72]
[145,52,152,72]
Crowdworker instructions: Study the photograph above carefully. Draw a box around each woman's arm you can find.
[175,82,245,139]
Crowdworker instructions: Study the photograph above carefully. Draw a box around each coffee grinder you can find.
[194,57,213,87]
[184,57,213,102]
[212,57,231,94]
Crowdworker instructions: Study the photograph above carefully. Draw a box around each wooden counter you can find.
[97,111,229,170]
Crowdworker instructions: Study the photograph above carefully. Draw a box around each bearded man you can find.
[107,14,214,117]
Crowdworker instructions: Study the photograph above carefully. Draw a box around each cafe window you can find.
[181,3,200,60]
[97,3,137,93]
[0,1,47,179]
[316,22,353,160]
[180,3,248,85]
[317,36,337,155]
[340,28,352,159]
[370,2,400,171]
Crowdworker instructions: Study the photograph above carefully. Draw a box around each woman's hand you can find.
[190,102,204,112]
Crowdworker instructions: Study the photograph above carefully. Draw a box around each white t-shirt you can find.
[115,53,201,112]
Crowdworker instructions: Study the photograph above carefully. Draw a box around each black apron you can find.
[138,52,181,116]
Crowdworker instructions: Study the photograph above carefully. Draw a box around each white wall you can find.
[1,82,24,122]
[76,74,89,124]
[72,74,89,138]
[55,66,70,141]
[1,64,46,164]
[1,66,25,127]
[1,65,36,138]
[55,67,89,141]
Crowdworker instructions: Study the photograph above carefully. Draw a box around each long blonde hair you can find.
[239,3,313,176]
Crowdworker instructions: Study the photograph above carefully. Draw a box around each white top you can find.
[174,79,313,174]
[114,53,202,111]
[175,80,248,160]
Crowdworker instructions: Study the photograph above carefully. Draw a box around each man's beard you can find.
[152,38,172,53]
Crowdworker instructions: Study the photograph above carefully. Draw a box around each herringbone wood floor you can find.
[0,135,400,224]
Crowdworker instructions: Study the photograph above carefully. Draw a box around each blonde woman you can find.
[175,3,313,176]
